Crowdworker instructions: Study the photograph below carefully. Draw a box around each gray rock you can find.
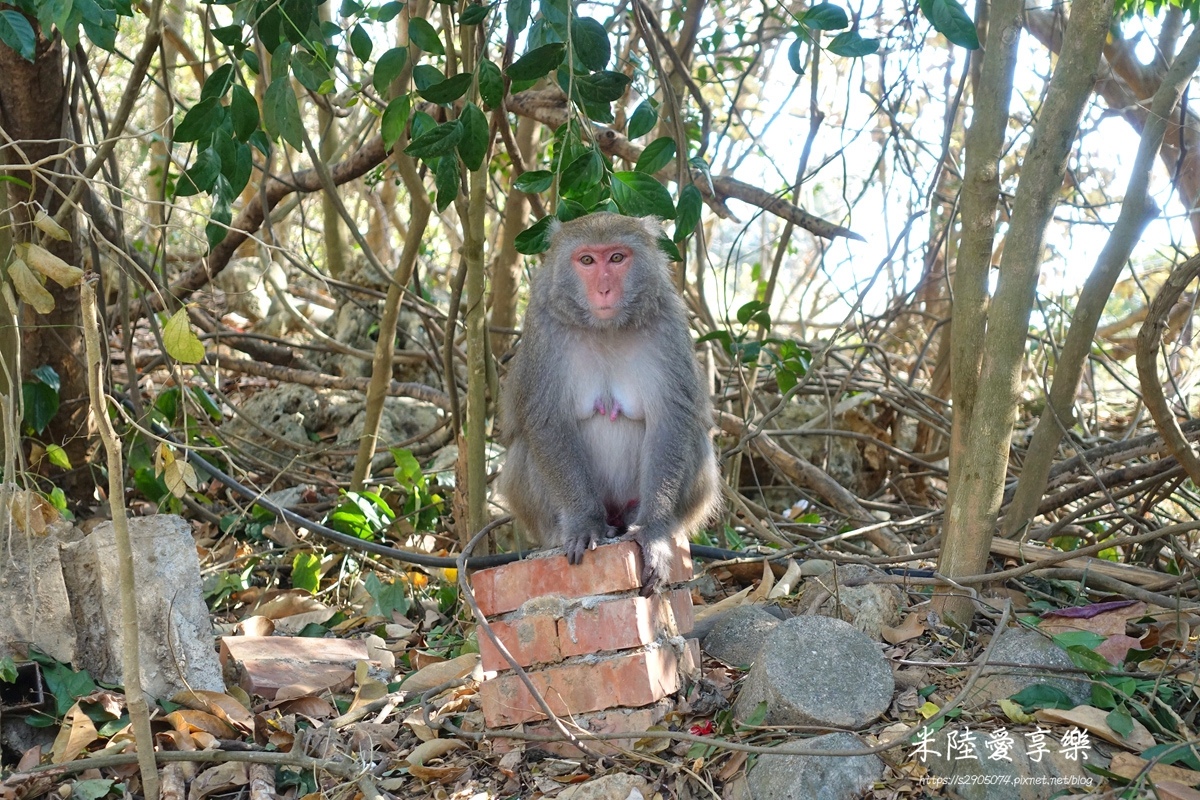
[700,605,782,666]
[797,564,904,640]
[60,515,224,699]
[0,487,79,664]
[747,732,883,800]
[918,724,1101,799]
[967,629,1091,710]
[733,616,894,729]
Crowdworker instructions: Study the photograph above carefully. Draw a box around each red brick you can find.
[478,589,694,672]
[491,703,670,756]
[478,610,563,671]
[479,643,684,727]
[471,532,694,616]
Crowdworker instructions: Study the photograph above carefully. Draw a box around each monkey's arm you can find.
[505,331,611,563]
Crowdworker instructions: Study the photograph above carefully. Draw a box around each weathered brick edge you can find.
[470,531,694,616]
[478,587,695,672]
[480,638,701,727]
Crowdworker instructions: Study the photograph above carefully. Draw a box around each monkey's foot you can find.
[561,520,616,565]
[631,528,675,596]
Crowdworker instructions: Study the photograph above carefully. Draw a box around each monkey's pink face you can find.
[572,244,633,320]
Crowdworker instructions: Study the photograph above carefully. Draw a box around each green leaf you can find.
[410,110,437,140]
[174,98,225,143]
[263,78,304,149]
[364,573,410,618]
[435,155,460,211]
[419,72,473,104]
[373,47,408,94]
[570,16,610,70]
[0,656,16,683]
[560,150,603,195]
[404,120,464,159]
[1106,705,1134,738]
[0,10,36,62]
[627,100,658,139]
[788,36,805,75]
[610,171,675,218]
[636,136,676,174]
[507,42,565,81]
[409,17,445,54]
[514,216,554,254]
[460,3,492,24]
[927,0,979,49]
[22,381,58,435]
[1064,644,1112,674]
[801,2,848,30]
[292,49,330,93]
[737,300,770,326]
[575,70,630,103]
[48,441,74,469]
[381,95,411,151]
[457,102,489,171]
[376,2,403,22]
[229,84,260,141]
[292,552,321,593]
[163,307,205,364]
[174,147,222,197]
[349,23,372,61]
[674,184,702,242]
[32,654,97,717]
[657,236,682,262]
[1009,684,1076,711]
[413,64,446,90]
[827,30,879,57]
[200,64,236,102]
[514,170,553,193]
[32,364,60,391]
[212,25,243,47]
[478,58,503,109]
[506,0,531,35]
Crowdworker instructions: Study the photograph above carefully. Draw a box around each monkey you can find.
[497,211,720,595]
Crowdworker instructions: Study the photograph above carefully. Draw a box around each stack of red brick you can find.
[472,532,699,745]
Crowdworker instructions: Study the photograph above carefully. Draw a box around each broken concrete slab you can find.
[60,515,223,699]
[219,635,371,699]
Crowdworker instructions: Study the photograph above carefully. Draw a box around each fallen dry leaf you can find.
[401,653,479,694]
[1039,601,1145,637]
[882,613,927,645]
[1155,782,1200,800]
[1094,634,1144,666]
[171,690,254,733]
[403,738,469,783]
[188,761,249,800]
[1109,752,1200,787]
[50,704,97,764]
[1035,705,1155,751]
[164,709,238,739]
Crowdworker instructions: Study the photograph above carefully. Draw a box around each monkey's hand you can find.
[631,527,675,596]
[561,513,614,565]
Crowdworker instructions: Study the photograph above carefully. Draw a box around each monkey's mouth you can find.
[592,306,618,320]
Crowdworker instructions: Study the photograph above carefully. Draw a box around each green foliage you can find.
[30,650,97,718]
[919,0,980,49]
[22,364,60,435]
[324,491,396,540]
[364,572,411,618]
[391,448,443,531]
[292,552,321,593]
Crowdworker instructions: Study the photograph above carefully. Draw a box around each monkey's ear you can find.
[637,216,664,238]
[547,217,564,238]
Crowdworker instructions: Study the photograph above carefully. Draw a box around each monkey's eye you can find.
[611,253,625,263]
[580,255,595,265]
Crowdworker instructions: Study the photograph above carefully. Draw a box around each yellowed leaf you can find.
[404,738,469,781]
[917,701,939,719]
[998,698,1035,724]
[163,306,205,364]
[1109,752,1200,786]
[22,243,83,287]
[33,211,71,242]
[50,704,97,764]
[1,280,17,314]
[8,258,54,314]
[1035,705,1155,751]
